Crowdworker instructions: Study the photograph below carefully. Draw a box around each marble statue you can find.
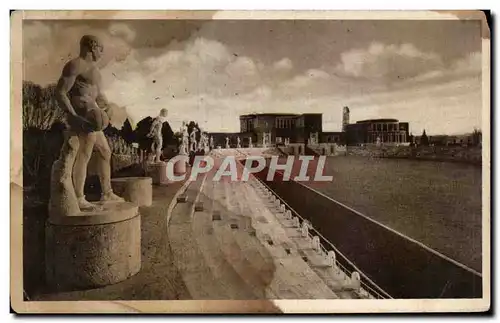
[263,133,270,148]
[236,136,241,148]
[189,127,198,152]
[198,132,207,152]
[209,136,214,150]
[309,132,319,145]
[50,35,124,216]
[146,108,168,163]
[225,137,230,149]
[249,137,253,148]
[179,122,189,155]
[376,136,381,147]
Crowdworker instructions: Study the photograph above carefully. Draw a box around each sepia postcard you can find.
[10,10,491,314]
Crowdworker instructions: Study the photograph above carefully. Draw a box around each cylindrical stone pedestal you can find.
[45,202,141,291]
[147,162,168,185]
[111,177,153,206]
[173,155,188,175]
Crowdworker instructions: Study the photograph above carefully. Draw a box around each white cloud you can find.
[452,51,482,74]
[225,56,259,78]
[337,42,443,80]
[99,36,269,129]
[282,68,331,89]
[23,21,52,45]
[273,58,293,71]
[22,22,483,135]
[242,85,272,100]
[108,22,136,43]
[305,69,330,79]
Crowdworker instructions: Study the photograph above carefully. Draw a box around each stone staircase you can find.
[167,152,374,300]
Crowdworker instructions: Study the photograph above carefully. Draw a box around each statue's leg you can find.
[94,131,124,202]
[72,132,100,210]
[155,136,163,163]
[49,131,81,218]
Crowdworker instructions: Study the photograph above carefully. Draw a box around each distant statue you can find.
[179,123,189,155]
[225,137,230,149]
[209,136,214,150]
[263,133,269,148]
[146,108,168,163]
[249,137,253,148]
[50,34,123,216]
[189,127,198,152]
[236,136,241,148]
[376,136,381,147]
[198,132,207,152]
[309,132,318,145]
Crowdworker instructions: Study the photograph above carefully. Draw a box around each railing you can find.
[254,175,392,300]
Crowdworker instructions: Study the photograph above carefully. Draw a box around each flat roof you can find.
[356,118,399,124]
[240,113,300,118]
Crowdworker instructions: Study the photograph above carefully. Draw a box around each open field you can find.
[303,156,482,272]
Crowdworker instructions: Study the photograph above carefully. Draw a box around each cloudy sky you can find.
[23,17,483,135]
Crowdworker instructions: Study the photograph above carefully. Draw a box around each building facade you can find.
[345,119,410,145]
[239,113,323,146]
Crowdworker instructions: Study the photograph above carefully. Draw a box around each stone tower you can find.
[342,106,350,132]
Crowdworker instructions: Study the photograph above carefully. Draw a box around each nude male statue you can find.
[189,127,198,152]
[146,108,168,163]
[55,35,124,210]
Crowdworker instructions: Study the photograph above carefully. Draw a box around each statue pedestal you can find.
[111,177,153,207]
[146,161,168,185]
[45,201,141,291]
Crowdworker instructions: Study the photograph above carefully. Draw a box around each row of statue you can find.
[177,122,213,156]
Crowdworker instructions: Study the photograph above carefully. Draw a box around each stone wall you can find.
[279,143,347,156]
[347,144,482,165]
[309,143,347,156]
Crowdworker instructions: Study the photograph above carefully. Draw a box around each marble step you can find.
[192,190,258,300]
[212,221,273,299]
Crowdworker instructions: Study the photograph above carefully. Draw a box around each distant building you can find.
[239,113,323,146]
[345,119,410,145]
[208,107,410,148]
[414,133,482,147]
[321,131,344,144]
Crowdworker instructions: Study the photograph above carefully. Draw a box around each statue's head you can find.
[80,35,103,62]
[158,108,168,122]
